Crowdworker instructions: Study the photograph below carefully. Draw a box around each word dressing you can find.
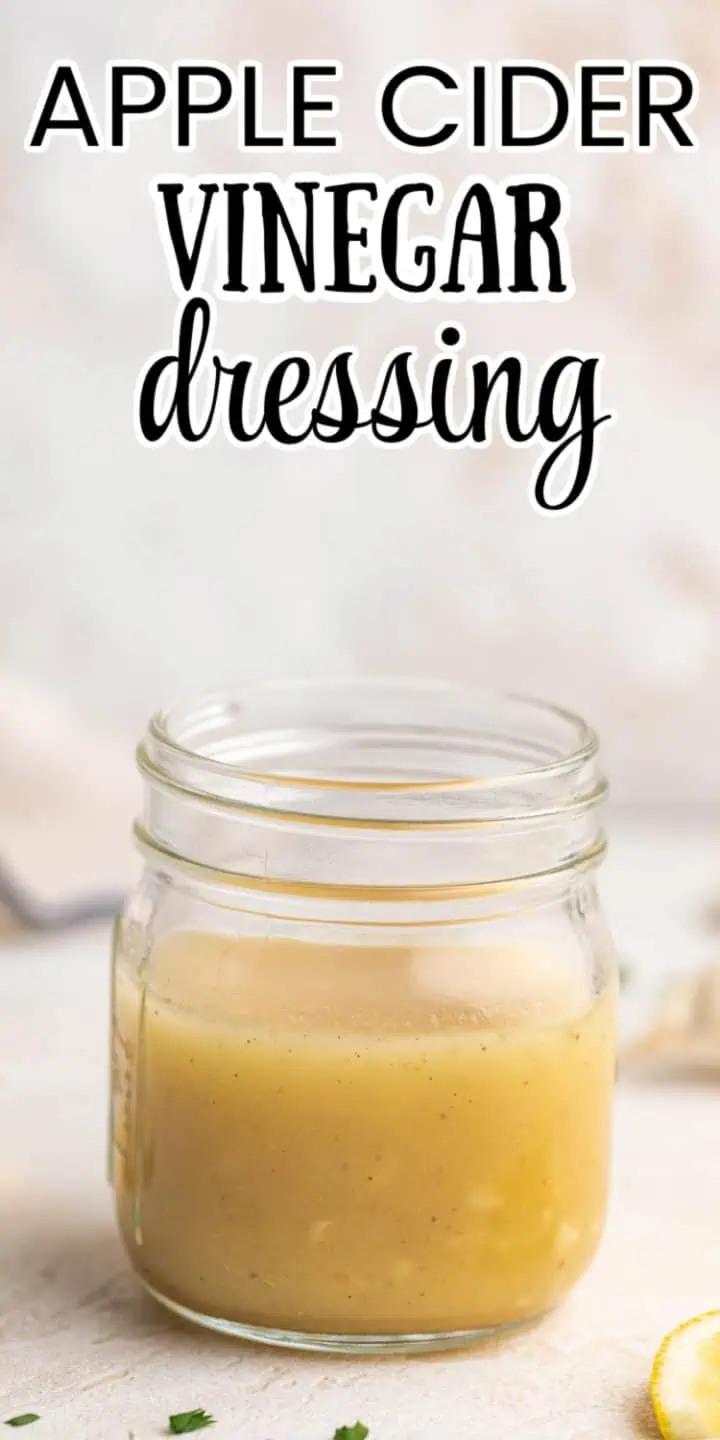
[136,301,612,511]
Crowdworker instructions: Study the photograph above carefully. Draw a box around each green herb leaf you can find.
[168,1411,215,1434]
[333,1425,369,1440]
[5,1419,40,1429]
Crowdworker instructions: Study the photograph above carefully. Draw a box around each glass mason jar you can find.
[110,680,617,1355]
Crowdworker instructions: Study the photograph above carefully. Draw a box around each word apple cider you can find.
[27,61,698,153]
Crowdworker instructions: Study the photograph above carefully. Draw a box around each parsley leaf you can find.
[333,1425,369,1440]
[168,1411,215,1434]
[5,1420,40,1429]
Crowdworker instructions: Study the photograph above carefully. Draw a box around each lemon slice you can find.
[652,1311,720,1439]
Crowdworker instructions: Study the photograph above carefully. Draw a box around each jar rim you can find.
[144,678,599,806]
[137,680,606,894]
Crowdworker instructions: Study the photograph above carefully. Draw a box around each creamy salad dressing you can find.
[112,931,615,1336]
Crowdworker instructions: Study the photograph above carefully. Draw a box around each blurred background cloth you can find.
[0,674,137,928]
[1,0,719,911]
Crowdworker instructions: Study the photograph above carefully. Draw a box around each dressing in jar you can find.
[110,681,617,1353]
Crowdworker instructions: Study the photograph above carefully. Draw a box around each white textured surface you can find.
[3,1,720,802]
[2,816,720,1438]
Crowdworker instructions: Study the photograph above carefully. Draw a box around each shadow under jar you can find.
[110,680,617,1355]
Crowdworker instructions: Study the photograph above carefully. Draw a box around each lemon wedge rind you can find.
[651,1310,720,1440]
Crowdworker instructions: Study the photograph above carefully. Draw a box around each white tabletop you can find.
[2,815,720,1439]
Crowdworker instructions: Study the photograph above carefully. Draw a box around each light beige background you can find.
[2,14,720,1430]
[2,0,719,804]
